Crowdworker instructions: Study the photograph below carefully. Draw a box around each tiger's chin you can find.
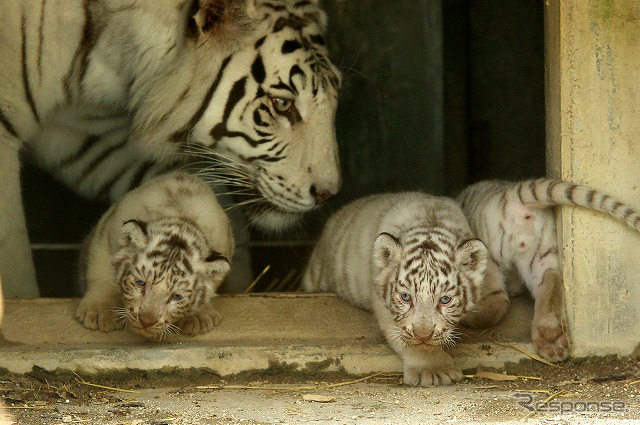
[246,205,305,233]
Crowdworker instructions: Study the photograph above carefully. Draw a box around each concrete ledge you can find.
[0,294,535,375]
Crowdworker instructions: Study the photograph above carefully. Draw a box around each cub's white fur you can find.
[303,193,489,387]
[77,172,234,339]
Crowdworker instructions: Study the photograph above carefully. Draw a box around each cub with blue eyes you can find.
[302,193,489,386]
[76,172,234,340]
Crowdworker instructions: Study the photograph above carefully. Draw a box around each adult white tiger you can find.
[0,0,342,297]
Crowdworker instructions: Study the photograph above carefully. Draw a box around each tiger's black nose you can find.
[310,185,334,204]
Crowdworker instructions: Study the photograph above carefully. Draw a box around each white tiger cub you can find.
[76,172,234,340]
[457,179,640,362]
[303,193,489,387]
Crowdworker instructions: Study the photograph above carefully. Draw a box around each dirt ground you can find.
[2,357,640,425]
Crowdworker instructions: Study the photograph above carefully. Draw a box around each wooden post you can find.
[545,0,640,356]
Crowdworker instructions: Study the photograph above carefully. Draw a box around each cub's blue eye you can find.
[172,293,184,301]
[440,295,452,305]
[400,293,412,303]
[134,278,145,287]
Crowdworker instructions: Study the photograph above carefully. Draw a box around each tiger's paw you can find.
[532,313,570,363]
[76,298,118,332]
[403,366,463,387]
[180,308,222,336]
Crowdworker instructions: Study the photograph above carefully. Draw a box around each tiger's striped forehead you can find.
[254,1,341,96]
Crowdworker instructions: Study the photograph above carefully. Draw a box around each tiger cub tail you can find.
[516,178,640,233]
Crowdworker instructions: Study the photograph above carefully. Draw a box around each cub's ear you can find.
[455,238,488,281]
[120,220,148,249]
[373,232,402,271]
[205,251,231,275]
[188,0,242,37]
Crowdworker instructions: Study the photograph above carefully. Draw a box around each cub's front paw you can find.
[180,308,222,336]
[403,367,463,387]
[532,313,569,363]
[76,298,118,332]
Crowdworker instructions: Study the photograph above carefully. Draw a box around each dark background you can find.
[22,0,545,296]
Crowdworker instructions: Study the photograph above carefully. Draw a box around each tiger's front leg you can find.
[179,303,223,336]
[0,139,39,297]
[397,344,463,387]
[531,269,570,362]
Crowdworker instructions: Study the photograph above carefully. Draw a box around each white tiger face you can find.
[176,0,342,231]
[112,219,230,340]
[372,230,488,349]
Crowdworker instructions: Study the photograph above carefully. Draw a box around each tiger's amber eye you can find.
[271,97,293,113]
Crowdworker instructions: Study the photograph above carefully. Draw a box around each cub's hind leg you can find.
[464,258,510,328]
[0,136,39,297]
[530,268,570,362]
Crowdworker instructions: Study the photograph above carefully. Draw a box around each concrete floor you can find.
[1,294,639,424]
[0,294,534,375]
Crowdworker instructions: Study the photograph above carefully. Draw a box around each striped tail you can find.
[516,178,640,233]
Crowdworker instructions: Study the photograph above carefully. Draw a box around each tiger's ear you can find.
[455,238,488,281]
[188,0,241,37]
[373,233,402,271]
[120,220,148,249]
[204,251,231,275]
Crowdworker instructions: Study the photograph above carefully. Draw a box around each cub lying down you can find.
[303,193,489,386]
[76,172,234,340]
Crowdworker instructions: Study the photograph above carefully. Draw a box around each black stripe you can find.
[254,129,272,137]
[78,139,127,181]
[282,39,302,54]
[63,0,90,99]
[294,0,311,8]
[529,181,539,201]
[96,163,131,201]
[37,0,46,79]
[623,207,635,220]
[253,109,267,127]
[251,55,266,84]
[309,34,325,46]
[56,134,101,169]
[254,36,266,49]
[21,16,40,122]
[263,2,286,12]
[211,124,270,148]
[259,104,274,120]
[223,77,247,122]
[270,81,296,95]
[170,55,232,144]
[129,160,157,190]
[78,0,99,88]
[517,182,526,205]
[0,108,19,138]
[245,154,283,163]
[289,65,304,93]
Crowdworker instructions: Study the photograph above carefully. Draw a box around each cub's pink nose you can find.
[138,313,158,329]
[413,328,434,343]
